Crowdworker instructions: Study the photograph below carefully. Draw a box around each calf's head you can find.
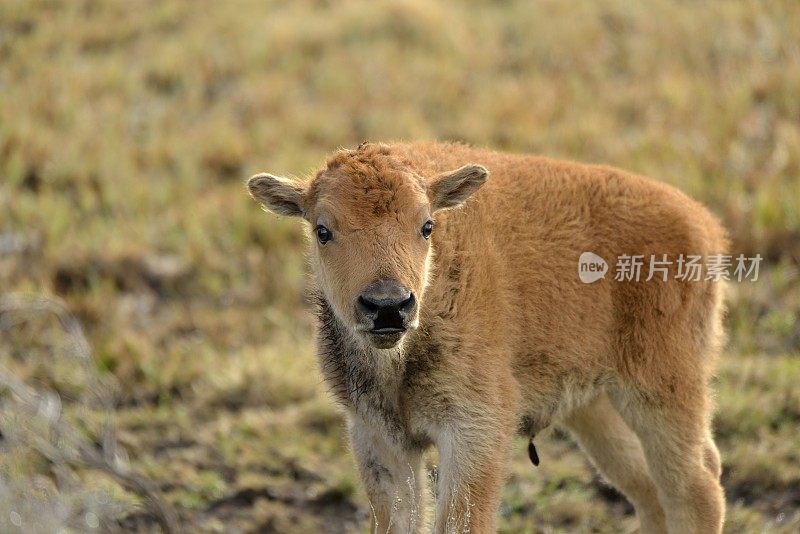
[248,145,487,349]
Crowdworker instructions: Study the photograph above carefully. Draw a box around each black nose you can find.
[356,279,416,331]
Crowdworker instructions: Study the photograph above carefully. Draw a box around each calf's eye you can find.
[316,225,332,245]
[421,220,433,239]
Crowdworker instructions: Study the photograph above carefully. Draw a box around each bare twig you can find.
[0,293,179,533]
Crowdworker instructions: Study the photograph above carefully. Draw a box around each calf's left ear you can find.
[247,173,306,217]
[428,164,488,211]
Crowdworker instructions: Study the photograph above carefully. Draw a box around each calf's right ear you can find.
[247,173,306,217]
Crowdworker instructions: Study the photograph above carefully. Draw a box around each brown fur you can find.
[248,141,728,533]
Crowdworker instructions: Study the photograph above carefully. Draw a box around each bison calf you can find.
[248,142,727,533]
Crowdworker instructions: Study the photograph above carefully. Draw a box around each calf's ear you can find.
[428,164,488,211]
[247,173,306,217]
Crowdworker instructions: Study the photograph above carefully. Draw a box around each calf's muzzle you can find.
[356,279,416,334]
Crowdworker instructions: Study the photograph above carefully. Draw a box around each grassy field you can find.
[1,0,799,532]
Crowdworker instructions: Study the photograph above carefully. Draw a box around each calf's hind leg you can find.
[563,393,666,534]
[611,386,725,534]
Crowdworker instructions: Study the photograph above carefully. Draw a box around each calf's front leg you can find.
[349,417,430,533]
[433,421,512,534]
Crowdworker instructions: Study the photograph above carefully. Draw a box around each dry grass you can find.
[1,0,799,532]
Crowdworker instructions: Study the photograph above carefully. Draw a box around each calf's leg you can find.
[349,417,430,533]
[433,419,513,533]
[610,386,725,534]
[563,393,667,534]
[434,402,514,534]
[702,431,722,479]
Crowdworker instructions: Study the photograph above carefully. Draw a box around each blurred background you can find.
[1,0,799,532]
